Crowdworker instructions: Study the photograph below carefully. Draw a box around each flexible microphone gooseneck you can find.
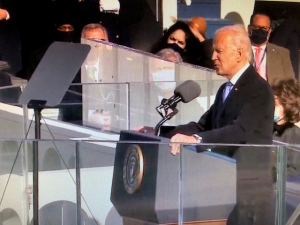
[155,80,201,135]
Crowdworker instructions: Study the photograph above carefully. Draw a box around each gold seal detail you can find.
[123,145,144,194]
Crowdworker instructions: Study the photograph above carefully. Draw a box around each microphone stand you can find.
[154,106,178,136]
[27,100,47,225]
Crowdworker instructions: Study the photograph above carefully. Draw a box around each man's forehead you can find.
[252,14,271,26]
[85,29,106,39]
[214,32,232,45]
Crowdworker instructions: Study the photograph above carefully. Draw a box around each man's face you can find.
[84,29,107,41]
[57,24,74,32]
[248,14,271,45]
[212,32,240,79]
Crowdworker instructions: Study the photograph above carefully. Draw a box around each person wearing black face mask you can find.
[24,23,76,81]
[150,21,214,69]
[54,24,76,42]
[248,13,294,84]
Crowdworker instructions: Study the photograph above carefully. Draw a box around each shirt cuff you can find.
[192,134,202,143]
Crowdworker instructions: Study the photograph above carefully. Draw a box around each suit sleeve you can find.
[198,85,274,144]
[160,103,213,138]
[281,47,295,79]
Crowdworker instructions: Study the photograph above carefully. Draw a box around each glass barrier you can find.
[80,39,218,83]
[17,80,223,136]
[181,144,278,225]
[0,85,27,139]
[0,138,30,225]
[279,144,300,225]
[0,39,225,140]
[0,136,294,225]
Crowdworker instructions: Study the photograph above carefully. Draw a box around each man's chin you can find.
[214,68,221,75]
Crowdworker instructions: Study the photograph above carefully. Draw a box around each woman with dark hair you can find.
[150,20,213,69]
[273,78,300,177]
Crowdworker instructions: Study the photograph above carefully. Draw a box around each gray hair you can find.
[81,23,108,40]
[215,25,252,62]
[156,48,183,63]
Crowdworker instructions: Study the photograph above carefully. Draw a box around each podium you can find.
[111,130,236,225]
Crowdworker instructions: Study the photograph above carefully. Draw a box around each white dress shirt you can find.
[252,44,267,80]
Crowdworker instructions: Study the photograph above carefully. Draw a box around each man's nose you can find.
[211,51,217,60]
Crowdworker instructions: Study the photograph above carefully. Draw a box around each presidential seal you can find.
[123,144,144,194]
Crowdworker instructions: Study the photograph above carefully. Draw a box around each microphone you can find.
[174,79,201,103]
[155,80,201,136]
[156,80,201,117]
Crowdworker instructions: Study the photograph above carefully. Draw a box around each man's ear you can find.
[237,48,243,62]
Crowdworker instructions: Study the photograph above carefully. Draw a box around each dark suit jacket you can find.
[162,65,275,224]
[266,43,295,84]
[163,65,274,145]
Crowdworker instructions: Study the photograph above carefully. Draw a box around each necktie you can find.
[222,81,233,102]
[255,47,262,76]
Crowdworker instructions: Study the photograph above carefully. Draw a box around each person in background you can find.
[272,78,300,177]
[188,16,214,68]
[25,22,76,81]
[81,23,108,41]
[248,13,295,84]
[150,48,182,102]
[156,48,182,63]
[150,20,213,68]
[58,23,109,123]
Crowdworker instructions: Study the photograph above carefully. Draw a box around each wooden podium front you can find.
[111,130,235,225]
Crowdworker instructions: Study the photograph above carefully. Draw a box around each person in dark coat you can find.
[162,25,275,225]
[273,78,300,177]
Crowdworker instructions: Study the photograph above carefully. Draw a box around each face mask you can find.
[274,106,283,123]
[54,31,75,42]
[249,29,269,45]
[165,43,184,55]
[151,69,176,92]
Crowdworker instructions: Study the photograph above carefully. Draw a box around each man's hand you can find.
[0,9,8,21]
[170,134,198,156]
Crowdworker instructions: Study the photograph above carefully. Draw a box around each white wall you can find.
[162,0,177,30]
[221,0,255,28]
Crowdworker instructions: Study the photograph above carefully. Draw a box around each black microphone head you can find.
[174,80,201,103]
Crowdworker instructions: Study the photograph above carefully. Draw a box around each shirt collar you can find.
[251,43,267,51]
[229,63,250,85]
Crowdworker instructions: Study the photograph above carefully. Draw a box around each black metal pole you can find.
[33,108,42,225]
[76,142,82,225]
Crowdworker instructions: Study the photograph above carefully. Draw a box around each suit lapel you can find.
[213,66,255,127]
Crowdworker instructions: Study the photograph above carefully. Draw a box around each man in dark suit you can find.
[248,13,295,84]
[164,25,275,225]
